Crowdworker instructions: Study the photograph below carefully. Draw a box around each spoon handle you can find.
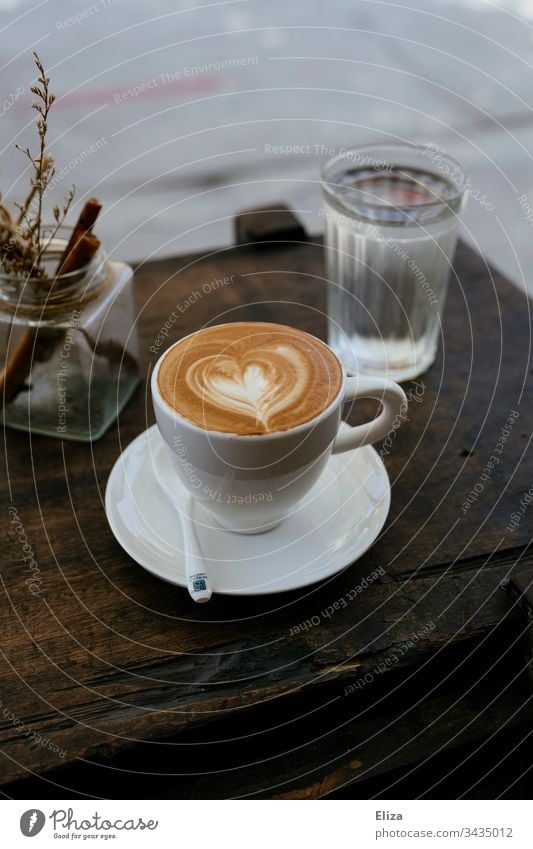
[187,570,212,603]
[181,498,212,603]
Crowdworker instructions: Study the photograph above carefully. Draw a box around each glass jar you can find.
[0,227,139,441]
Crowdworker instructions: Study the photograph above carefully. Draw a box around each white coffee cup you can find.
[152,327,406,533]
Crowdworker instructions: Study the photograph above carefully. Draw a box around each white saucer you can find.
[105,425,391,596]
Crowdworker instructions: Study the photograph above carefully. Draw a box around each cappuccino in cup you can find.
[152,321,405,533]
[157,322,342,435]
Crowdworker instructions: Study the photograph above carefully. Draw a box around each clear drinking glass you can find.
[321,143,467,381]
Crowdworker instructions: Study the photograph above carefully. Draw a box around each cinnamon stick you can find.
[58,232,100,276]
[56,198,101,275]
[0,327,38,401]
[1,202,102,403]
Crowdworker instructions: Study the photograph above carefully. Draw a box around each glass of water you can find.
[321,143,467,381]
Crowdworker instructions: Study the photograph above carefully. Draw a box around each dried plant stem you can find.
[0,55,115,409]
[14,183,37,227]
[2,52,74,280]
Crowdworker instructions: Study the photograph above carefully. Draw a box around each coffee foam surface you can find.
[157,322,343,435]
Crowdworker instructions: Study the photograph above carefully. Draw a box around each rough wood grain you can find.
[1,206,532,794]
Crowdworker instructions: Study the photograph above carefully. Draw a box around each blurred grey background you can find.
[2,0,533,292]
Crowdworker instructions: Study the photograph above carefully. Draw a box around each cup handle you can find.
[332,375,407,454]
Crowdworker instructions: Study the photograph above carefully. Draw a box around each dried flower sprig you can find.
[0,52,75,279]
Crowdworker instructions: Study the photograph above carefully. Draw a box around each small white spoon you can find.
[153,446,212,603]
[178,494,212,603]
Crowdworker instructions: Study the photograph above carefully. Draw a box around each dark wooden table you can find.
[1,206,533,799]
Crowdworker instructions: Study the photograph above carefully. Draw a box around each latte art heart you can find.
[187,346,307,429]
[207,363,273,424]
[158,323,342,435]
